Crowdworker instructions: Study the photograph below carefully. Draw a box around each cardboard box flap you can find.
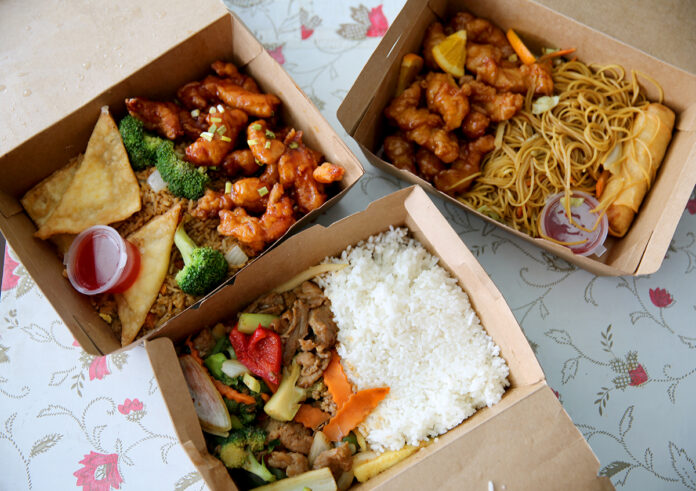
[0,0,229,157]
[358,382,611,490]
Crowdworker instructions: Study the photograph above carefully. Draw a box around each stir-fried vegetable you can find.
[263,361,306,421]
[323,387,390,442]
[294,404,330,431]
[323,351,352,411]
[254,467,336,491]
[238,313,279,334]
[179,355,232,435]
[230,326,283,388]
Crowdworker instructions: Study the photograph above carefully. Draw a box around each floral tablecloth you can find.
[2,1,695,490]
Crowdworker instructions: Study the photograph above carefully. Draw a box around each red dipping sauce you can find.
[66,226,141,295]
[539,191,608,257]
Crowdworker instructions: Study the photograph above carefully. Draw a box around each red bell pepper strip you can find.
[229,324,282,390]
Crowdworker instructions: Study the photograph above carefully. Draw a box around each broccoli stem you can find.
[174,223,197,267]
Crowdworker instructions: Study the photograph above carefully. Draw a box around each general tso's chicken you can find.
[125,98,183,140]
[384,81,442,131]
[260,183,296,243]
[185,108,248,166]
[211,60,260,93]
[415,147,445,179]
[177,81,213,110]
[450,12,514,58]
[219,149,257,177]
[247,119,286,165]
[179,108,208,141]
[218,207,266,253]
[229,177,270,213]
[191,189,233,219]
[520,62,554,97]
[313,163,345,184]
[295,165,326,214]
[424,72,469,131]
[383,133,417,173]
[461,109,491,139]
[202,76,281,118]
[278,130,319,187]
[462,80,523,122]
[434,134,495,195]
[260,161,280,188]
[423,22,446,69]
[405,124,459,163]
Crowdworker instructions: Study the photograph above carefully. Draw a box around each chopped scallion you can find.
[220,135,232,142]
[211,117,222,123]
[258,186,269,197]
[217,104,225,113]
[217,125,227,135]
[265,141,271,149]
[265,129,275,139]
[225,181,232,194]
[201,132,214,141]
[209,106,217,114]
[289,142,299,149]
[209,124,218,133]
[251,123,262,131]
[191,109,200,117]
[247,139,258,146]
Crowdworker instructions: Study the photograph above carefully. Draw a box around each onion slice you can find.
[146,168,168,192]
[225,245,248,267]
[179,355,232,434]
[221,359,250,379]
[272,263,347,293]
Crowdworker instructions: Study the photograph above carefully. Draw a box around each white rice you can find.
[316,227,509,452]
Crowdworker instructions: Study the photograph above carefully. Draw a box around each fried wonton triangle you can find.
[35,106,141,239]
[116,203,182,346]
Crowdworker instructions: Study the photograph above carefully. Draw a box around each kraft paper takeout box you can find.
[0,0,363,356]
[338,0,696,277]
[145,186,613,491]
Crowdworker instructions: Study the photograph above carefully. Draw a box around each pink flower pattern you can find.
[649,287,673,307]
[118,398,144,415]
[629,365,648,386]
[2,248,20,291]
[301,25,314,40]
[267,45,285,65]
[366,5,388,37]
[88,357,111,381]
[73,452,123,491]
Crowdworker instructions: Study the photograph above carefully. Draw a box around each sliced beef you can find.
[192,328,216,358]
[269,316,288,335]
[246,292,286,316]
[299,338,317,352]
[281,300,309,365]
[267,451,309,477]
[312,443,353,478]
[308,305,338,351]
[266,421,314,455]
[294,281,326,308]
[295,351,331,388]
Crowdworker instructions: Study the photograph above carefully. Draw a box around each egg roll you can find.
[601,103,675,237]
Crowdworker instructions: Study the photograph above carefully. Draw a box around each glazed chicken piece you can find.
[125,98,183,140]
[520,62,554,97]
[179,108,209,141]
[211,60,260,93]
[221,149,259,177]
[295,166,326,214]
[267,452,309,477]
[384,81,441,131]
[312,163,345,184]
[405,125,459,163]
[434,134,495,195]
[218,207,266,253]
[201,75,280,118]
[259,161,280,187]
[278,130,327,213]
[461,110,490,139]
[424,72,469,131]
[185,108,248,166]
[247,119,286,165]
[450,12,514,58]
[177,81,214,110]
[463,80,523,122]
[415,147,445,180]
[228,177,269,213]
[422,22,446,69]
[259,183,296,243]
[191,189,234,219]
[383,133,417,173]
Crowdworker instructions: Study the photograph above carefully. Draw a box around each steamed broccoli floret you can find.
[174,223,228,296]
[118,115,163,170]
[218,428,275,482]
[155,141,209,200]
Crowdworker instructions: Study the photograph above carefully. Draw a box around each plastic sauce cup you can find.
[66,225,141,295]
[539,191,608,257]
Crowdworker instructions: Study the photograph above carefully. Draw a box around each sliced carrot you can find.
[212,378,256,405]
[596,169,611,198]
[185,337,204,366]
[516,206,524,218]
[323,387,390,442]
[294,404,331,430]
[538,48,576,63]
[260,393,270,402]
[506,29,536,65]
[323,351,353,410]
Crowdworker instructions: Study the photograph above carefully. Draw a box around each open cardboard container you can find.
[145,185,613,490]
[0,0,363,356]
[338,0,696,277]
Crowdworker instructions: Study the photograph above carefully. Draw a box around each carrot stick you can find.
[323,387,390,442]
[186,337,204,366]
[506,29,536,65]
[212,378,256,405]
[596,169,611,198]
[538,48,576,63]
[294,404,331,430]
[323,351,353,411]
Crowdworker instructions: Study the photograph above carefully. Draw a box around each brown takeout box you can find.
[145,186,613,491]
[338,0,696,276]
[0,0,363,355]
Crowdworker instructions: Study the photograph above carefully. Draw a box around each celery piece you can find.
[238,313,279,334]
